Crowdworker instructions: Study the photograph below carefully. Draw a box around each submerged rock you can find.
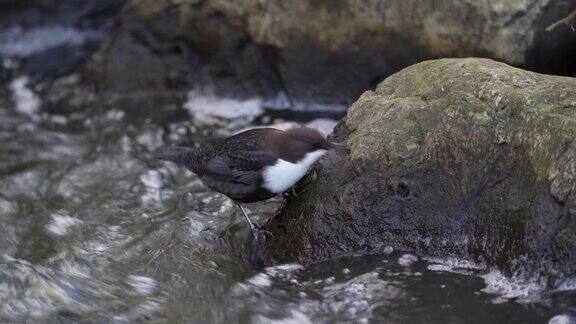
[85,0,576,105]
[265,58,576,285]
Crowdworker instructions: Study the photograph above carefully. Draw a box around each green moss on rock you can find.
[266,58,576,285]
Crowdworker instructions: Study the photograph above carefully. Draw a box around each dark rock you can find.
[0,0,126,82]
[0,0,126,29]
[85,0,576,107]
[265,58,576,285]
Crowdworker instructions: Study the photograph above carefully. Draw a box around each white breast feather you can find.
[262,149,327,193]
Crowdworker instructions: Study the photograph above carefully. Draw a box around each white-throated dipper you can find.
[157,127,335,238]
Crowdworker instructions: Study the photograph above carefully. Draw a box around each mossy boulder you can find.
[265,58,576,285]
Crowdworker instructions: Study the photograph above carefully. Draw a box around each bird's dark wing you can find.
[205,151,277,184]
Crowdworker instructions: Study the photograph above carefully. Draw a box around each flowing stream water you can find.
[0,80,574,323]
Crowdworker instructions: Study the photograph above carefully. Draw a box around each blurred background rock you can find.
[1,0,575,113]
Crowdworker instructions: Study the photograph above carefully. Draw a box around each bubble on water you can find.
[398,254,418,267]
[127,275,157,295]
[46,213,83,236]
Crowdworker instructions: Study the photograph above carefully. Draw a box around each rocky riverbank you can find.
[84,0,576,108]
[265,58,576,287]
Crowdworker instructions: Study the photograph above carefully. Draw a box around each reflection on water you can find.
[0,89,573,323]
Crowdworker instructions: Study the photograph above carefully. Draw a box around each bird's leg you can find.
[235,202,258,241]
[283,187,297,199]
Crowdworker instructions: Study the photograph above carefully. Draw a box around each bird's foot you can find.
[255,224,274,238]
[283,187,298,199]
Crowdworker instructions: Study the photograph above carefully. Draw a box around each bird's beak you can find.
[328,141,347,152]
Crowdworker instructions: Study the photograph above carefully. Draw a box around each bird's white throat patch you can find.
[262,149,327,193]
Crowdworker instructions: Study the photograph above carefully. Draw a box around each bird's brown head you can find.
[283,127,331,151]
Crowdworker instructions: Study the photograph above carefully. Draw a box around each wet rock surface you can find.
[86,0,576,106]
[266,58,576,286]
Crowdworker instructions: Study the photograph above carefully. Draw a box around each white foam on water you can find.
[0,26,102,57]
[383,246,394,254]
[46,213,83,236]
[425,257,486,275]
[126,275,157,295]
[265,264,305,278]
[479,270,546,303]
[253,310,313,324]
[324,277,336,285]
[105,109,125,121]
[548,314,576,324]
[232,264,304,296]
[272,264,305,272]
[319,271,403,319]
[49,115,68,125]
[423,257,557,303]
[552,277,576,292]
[397,254,418,267]
[184,90,263,122]
[247,273,272,287]
[9,76,41,118]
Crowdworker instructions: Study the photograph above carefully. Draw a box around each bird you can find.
[156,127,337,239]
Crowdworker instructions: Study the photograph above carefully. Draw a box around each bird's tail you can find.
[155,146,207,170]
